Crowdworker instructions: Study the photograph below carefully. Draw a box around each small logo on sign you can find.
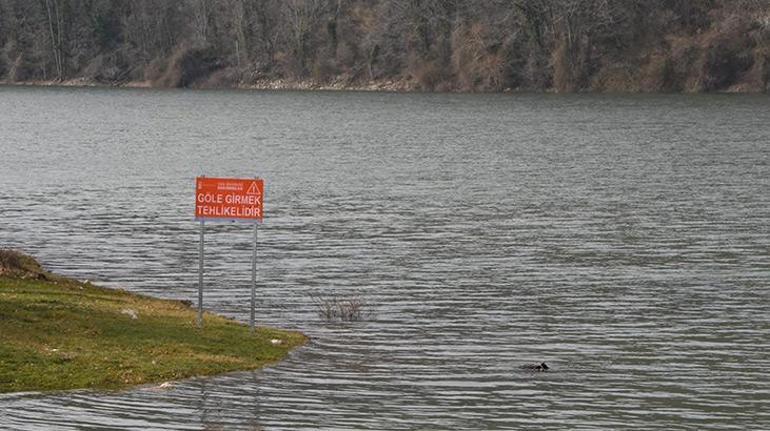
[247,182,261,195]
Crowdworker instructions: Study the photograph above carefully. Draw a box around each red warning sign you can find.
[195,177,263,223]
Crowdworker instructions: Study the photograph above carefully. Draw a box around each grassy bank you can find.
[0,250,306,394]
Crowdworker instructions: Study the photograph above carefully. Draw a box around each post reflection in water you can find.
[194,373,264,431]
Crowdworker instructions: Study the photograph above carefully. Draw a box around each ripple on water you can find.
[1,89,769,430]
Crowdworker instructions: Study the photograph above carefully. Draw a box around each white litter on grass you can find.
[121,308,138,320]
[270,339,283,345]
[146,381,174,391]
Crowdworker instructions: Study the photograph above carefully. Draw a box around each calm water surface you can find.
[0,87,769,430]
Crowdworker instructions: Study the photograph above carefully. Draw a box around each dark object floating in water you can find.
[521,362,549,372]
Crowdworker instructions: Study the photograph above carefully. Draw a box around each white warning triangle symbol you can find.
[246,181,261,195]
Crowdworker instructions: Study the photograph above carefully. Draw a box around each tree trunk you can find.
[43,0,64,81]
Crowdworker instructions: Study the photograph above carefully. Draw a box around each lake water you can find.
[0,87,769,430]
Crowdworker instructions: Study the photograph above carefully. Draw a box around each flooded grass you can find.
[311,294,367,322]
[0,251,307,394]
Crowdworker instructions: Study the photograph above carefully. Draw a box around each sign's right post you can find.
[250,222,258,332]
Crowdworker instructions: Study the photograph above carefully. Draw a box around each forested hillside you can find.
[1,0,769,92]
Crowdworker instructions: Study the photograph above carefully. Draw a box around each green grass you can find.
[0,255,306,394]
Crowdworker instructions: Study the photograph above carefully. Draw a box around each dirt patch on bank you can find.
[0,249,49,279]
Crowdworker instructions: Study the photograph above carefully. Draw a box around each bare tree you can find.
[282,0,324,75]
[41,0,64,80]
[190,0,209,44]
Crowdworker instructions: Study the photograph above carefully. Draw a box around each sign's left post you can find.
[197,219,204,328]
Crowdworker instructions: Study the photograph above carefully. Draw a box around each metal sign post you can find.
[195,176,264,331]
[250,223,258,332]
[197,220,205,328]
